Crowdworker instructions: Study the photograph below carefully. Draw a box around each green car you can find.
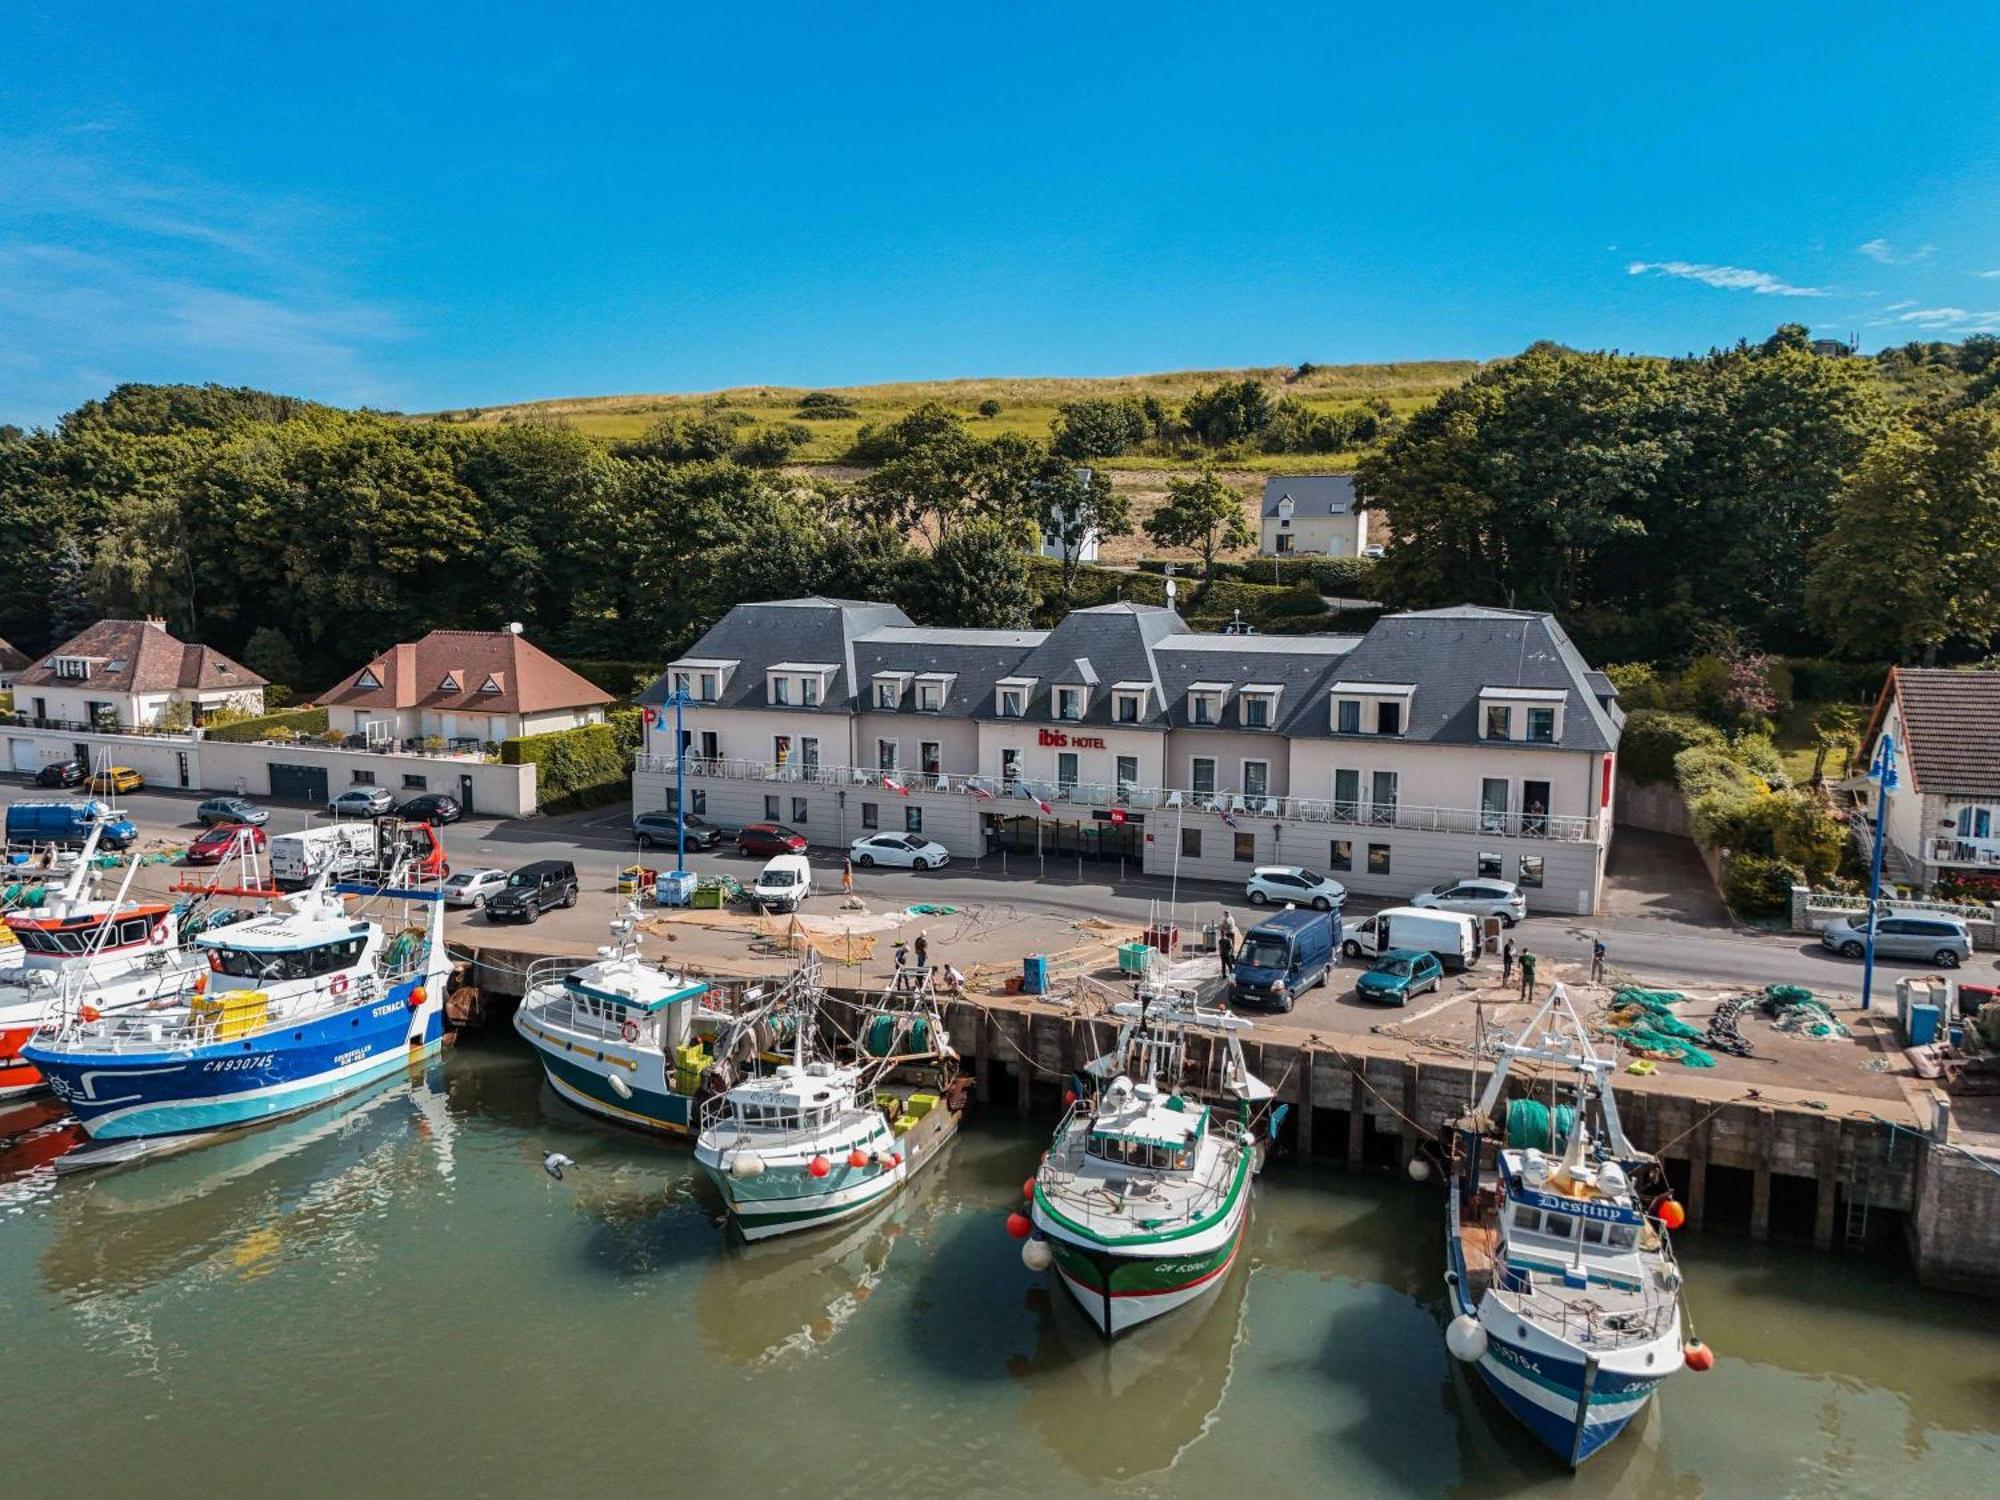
[1355,948,1443,1006]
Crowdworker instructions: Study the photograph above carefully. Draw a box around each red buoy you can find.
[848,1149,869,1169]
[1062,1089,1078,1107]
[808,1155,831,1178]
[1684,1340,1714,1372]
[1655,1197,1687,1231]
[1021,1177,1035,1200]
[1005,1211,1031,1239]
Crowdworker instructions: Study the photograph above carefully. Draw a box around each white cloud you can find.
[1895,306,2000,332]
[1625,260,1828,297]
[1978,269,2000,279]
[1858,238,1935,265]
[1883,299,1919,312]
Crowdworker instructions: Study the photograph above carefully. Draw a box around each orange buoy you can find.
[1062,1089,1078,1107]
[847,1149,869,1169]
[1021,1177,1035,1200]
[1655,1197,1687,1231]
[808,1155,831,1178]
[1684,1340,1714,1372]
[1005,1211,1031,1239]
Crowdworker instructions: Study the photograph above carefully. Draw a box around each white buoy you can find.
[1407,1156,1433,1183]
[730,1151,766,1180]
[1446,1315,1488,1363]
[607,1073,633,1100]
[1022,1236,1054,1272]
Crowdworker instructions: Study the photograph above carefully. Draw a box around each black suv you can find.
[394,792,463,826]
[35,760,86,788]
[483,860,579,923]
[633,809,720,850]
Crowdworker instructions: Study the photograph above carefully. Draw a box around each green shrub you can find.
[502,710,643,814]
[1729,733,1788,787]
[1722,853,1803,919]
[201,706,330,743]
[1620,709,1725,783]
[1601,662,1668,710]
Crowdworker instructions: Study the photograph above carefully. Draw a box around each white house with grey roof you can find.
[1259,475,1370,556]
[635,597,1624,913]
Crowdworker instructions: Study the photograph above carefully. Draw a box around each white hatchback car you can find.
[849,833,951,870]
[442,867,508,909]
[1411,877,1527,925]
[1244,865,1346,912]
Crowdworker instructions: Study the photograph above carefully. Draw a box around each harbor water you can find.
[3,1038,1997,1499]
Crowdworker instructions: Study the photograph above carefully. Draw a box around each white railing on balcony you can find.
[633,753,1600,842]
[1926,837,2000,868]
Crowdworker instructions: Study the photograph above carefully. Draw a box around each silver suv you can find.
[1819,911,1973,968]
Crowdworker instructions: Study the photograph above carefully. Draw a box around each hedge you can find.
[1618,710,1726,784]
[201,706,329,743]
[502,707,643,814]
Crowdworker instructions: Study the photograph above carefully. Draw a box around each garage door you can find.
[269,763,330,804]
[9,738,36,775]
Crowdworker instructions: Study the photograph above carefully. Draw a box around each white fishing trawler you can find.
[1444,982,1698,1466]
[695,964,966,1242]
[1026,985,1273,1337]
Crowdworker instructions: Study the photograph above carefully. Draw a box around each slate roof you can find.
[854,628,1047,718]
[1298,606,1619,751]
[1260,475,1357,519]
[973,603,1187,725]
[16,619,265,695]
[318,629,612,716]
[1866,668,2000,796]
[641,598,914,713]
[1154,635,1359,733]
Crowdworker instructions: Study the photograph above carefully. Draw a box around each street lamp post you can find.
[1861,731,1898,1013]
[660,687,695,878]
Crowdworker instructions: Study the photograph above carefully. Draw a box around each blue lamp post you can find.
[1861,731,1898,1013]
[659,686,695,878]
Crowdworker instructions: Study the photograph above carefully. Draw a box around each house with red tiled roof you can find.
[316,626,613,748]
[11,618,265,729]
[1858,666,2000,886]
[0,636,27,690]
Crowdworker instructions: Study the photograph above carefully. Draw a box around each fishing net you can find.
[1602,990,1715,1065]
[1612,987,1687,1008]
[1504,1098,1578,1151]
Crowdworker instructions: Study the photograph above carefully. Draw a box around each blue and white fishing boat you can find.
[1444,982,1692,1467]
[23,869,449,1152]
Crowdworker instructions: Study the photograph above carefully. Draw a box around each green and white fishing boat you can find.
[1027,990,1272,1338]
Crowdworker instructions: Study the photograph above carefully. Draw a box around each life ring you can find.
[620,1019,639,1043]
[330,974,350,998]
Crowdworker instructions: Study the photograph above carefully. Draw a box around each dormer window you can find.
[1331,682,1415,737]
[1478,687,1565,743]
[1239,685,1281,729]
[996,676,1034,717]
[438,672,462,693]
[51,656,91,680]
[802,676,820,707]
[769,662,835,710]
[773,677,792,706]
[1187,682,1228,726]
[1485,704,1511,740]
[1111,683,1149,724]
[877,682,898,708]
[479,675,503,695]
[1528,708,1556,742]
[873,672,910,710]
[1377,701,1400,736]
[355,666,382,691]
[1054,687,1086,722]
[917,682,942,712]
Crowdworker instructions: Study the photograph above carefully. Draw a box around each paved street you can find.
[38,780,1986,998]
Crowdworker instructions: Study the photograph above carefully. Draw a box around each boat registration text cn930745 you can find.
[202,1055,276,1073]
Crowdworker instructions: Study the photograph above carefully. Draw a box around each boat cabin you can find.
[1085,1082,1207,1173]
[6,902,174,962]
[1494,1147,1651,1292]
[196,908,381,1001]
[723,1061,861,1134]
[555,958,710,1048]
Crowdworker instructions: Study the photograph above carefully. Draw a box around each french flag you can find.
[882,773,910,796]
[1015,781,1052,815]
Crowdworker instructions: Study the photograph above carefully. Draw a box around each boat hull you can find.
[1,1021,42,1097]
[1043,1201,1246,1337]
[513,1005,698,1138]
[1469,1328,1666,1465]
[24,982,444,1141]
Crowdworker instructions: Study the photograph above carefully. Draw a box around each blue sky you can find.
[4,2,1999,426]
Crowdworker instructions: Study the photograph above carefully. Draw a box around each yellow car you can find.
[89,766,145,795]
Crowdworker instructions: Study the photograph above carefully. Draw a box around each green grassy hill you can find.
[426,360,1482,471]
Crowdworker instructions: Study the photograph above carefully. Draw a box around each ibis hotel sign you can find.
[1038,728,1106,749]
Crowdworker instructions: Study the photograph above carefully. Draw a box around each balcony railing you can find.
[633,753,1600,842]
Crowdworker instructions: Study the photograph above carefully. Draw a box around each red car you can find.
[186,823,268,865]
[735,823,808,857]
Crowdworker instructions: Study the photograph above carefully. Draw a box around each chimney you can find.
[507,621,525,635]
[144,615,167,631]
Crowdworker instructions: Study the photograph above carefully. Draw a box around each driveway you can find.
[1602,826,1729,926]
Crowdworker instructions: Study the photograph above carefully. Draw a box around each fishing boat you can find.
[0,822,213,1100]
[1443,981,1692,1467]
[513,907,743,1136]
[694,964,967,1242]
[1027,986,1273,1338]
[22,865,449,1153]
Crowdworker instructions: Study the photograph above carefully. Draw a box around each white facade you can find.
[15,682,264,731]
[1260,498,1370,557]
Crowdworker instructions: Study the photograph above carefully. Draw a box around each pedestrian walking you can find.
[1518,949,1537,1003]
[914,930,930,970]
[1501,937,1515,986]
[841,857,854,897]
[1218,914,1236,976]
[892,939,909,975]
[1590,936,1607,984]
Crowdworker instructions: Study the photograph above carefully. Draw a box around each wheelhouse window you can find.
[211,937,367,983]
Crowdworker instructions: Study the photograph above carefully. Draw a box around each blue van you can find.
[4,800,138,850]
[1231,907,1338,1013]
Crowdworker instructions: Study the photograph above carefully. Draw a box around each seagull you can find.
[543,1152,576,1181]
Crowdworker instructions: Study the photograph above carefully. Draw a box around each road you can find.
[36,781,1985,997]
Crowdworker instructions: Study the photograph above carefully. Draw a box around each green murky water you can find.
[3,1039,1996,1499]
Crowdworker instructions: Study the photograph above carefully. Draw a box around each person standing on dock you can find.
[1218,911,1237,976]
[841,856,854,897]
[1518,949,1537,1003]
[914,930,929,970]
[1590,936,1606,984]
[892,939,909,975]
[1501,937,1515,987]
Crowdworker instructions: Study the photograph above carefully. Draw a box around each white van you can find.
[752,854,812,912]
[1339,906,1479,971]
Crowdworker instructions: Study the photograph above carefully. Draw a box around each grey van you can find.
[1819,911,1973,968]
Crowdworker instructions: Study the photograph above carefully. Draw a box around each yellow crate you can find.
[906,1092,940,1119]
[891,1115,918,1135]
[193,990,268,1039]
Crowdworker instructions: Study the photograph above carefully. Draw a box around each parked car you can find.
[483,860,580,923]
[1360,543,1386,560]
[34,760,85,789]
[442,867,509,909]
[326,787,393,818]
[1411,877,1526,926]
[736,823,808,857]
[1820,912,1972,968]
[1341,907,1480,970]
[196,796,268,828]
[186,823,268,865]
[849,833,950,870]
[1230,907,1337,1013]
[1355,948,1444,1006]
[4,800,137,850]
[84,766,144,795]
[633,810,721,850]
[394,792,463,825]
[1244,865,1345,911]
[751,854,813,912]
